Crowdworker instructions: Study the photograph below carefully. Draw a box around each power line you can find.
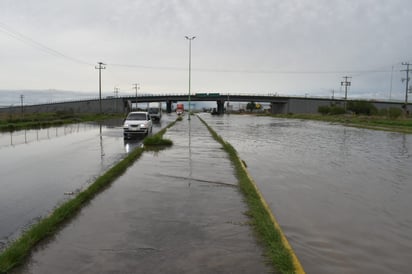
[1,21,410,80]
[108,62,391,75]
[0,21,93,66]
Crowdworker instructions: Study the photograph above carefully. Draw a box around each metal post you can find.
[95,62,106,114]
[114,87,119,112]
[389,65,394,100]
[185,36,196,120]
[341,76,351,111]
[20,94,24,114]
[401,62,410,115]
[132,83,139,110]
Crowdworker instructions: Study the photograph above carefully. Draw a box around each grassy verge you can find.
[0,119,177,273]
[0,112,125,132]
[198,116,304,274]
[262,113,412,134]
[143,135,173,147]
[142,120,177,148]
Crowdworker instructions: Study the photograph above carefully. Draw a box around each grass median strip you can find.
[198,116,305,274]
[0,119,177,274]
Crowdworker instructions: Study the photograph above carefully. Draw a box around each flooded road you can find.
[200,114,412,273]
[0,115,174,250]
[12,116,270,274]
[2,113,412,273]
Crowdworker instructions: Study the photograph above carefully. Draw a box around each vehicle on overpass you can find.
[123,111,152,138]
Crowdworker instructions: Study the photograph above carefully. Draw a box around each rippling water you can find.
[0,116,173,249]
[200,114,412,274]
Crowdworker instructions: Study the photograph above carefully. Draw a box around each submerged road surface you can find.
[0,116,173,250]
[13,117,271,273]
[201,114,412,274]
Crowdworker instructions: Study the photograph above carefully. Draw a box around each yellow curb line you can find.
[240,160,306,274]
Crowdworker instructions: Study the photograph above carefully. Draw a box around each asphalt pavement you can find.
[13,116,271,274]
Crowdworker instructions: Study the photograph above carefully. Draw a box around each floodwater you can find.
[200,113,412,274]
[0,115,173,250]
[2,113,412,273]
[12,116,270,274]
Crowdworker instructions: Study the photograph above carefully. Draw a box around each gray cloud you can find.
[0,0,411,100]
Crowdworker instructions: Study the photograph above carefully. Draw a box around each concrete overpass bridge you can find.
[132,93,407,114]
[0,93,407,115]
[125,93,291,113]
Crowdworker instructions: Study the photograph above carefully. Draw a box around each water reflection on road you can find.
[0,115,173,250]
[200,113,412,274]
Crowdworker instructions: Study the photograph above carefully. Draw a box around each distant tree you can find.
[246,102,256,112]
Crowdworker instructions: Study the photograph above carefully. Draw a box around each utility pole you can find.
[133,83,140,98]
[95,62,106,114]
[132,83,140,111]
[341,76,351,111]
[389,65,394,100]
[114,87,119,113]
[20,94,24,114]
[185,35,196,120]
[401,62,411,115]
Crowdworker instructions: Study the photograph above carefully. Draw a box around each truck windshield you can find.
[127,113,146,120]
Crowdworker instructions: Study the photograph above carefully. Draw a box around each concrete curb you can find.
[240,160,306,274]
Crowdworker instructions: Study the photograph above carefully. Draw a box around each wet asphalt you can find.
[14,116,271,274]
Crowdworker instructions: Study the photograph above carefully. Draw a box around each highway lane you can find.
[0,115,174,250]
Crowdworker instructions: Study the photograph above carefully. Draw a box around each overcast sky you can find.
[1,0,412,101]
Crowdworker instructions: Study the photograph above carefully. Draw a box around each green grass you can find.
[0,112,125,132]
[143,135,173,147]
[198,116,301,274]
[0,119,177,274]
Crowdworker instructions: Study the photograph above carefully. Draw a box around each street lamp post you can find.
[185,36,195,120]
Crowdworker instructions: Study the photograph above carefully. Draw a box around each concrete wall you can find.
[288,98,334,114]
[0,98,128,114]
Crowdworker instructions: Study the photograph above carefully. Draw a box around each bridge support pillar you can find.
[270,102,287,114]
[166,100,173,113]
[216,100,225,114]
